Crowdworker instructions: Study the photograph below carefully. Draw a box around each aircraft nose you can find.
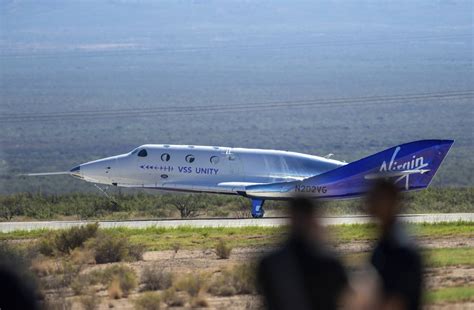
[77,157,117,184]
[69,165,82,178]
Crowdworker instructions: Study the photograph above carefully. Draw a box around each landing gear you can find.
[251,199,265,218]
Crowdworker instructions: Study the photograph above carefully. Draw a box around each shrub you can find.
[88,234,128,263]
[127,243,145,261]
[79,292,99,310]
[37,234,56,256]
[119,271,138,297]
[215,239,232,259]
[161,288,185,307]
[176,274,207,297]
[172,243,181,254]
[70,247,96,265]
[209,284,236,297]
[91,265,138,297]
[133,292,161,310]
[209,264,256,296]
[87,233,142,263]
[30,255,58,276]
[54,223,99,254]
[71,274,91,295]
[141,264,173,291]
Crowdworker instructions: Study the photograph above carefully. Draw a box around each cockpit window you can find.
[137,149,148,157]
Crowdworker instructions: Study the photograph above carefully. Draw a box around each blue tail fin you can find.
[245,140,454,199]
[300,139,454,197]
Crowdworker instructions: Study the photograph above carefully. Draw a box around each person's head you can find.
[288,196,321,238]
[366,179,401,227]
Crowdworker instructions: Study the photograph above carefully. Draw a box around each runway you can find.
[0,213,472,232]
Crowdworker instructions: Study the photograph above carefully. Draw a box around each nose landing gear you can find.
[251,199,265,218]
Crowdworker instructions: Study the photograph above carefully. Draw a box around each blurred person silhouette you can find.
[258,197,348,310]
[366,179,423,310]
[0,243,39,310]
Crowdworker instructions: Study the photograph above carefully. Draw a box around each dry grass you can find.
[108,278,123,299]
[90,265,139,298]
[79,292,100,310]
[70,247,96,265]
[31,255,60,276]
[209,264,257,296]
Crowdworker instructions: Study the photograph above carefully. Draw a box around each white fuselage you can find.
[74,144,345,195]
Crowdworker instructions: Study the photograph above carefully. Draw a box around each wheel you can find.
[250,198,265,218]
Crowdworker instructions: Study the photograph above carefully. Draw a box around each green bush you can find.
[87,233,142,263]
[37,233,56,256]
[215,239,232,259]
[134,292,161,310]
[37,223,99,256]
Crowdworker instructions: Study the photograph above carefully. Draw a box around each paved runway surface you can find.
[0,213,473,232]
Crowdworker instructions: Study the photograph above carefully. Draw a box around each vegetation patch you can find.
[209,264,257,296]
[161,288,185,307]
[0,188,472,221]
[84,265,138,298]
[425,247,474,267]
[215,239,232,259]
[176,273,208,297]
[141,263,174,291]
[79,292,100,310]
[2,222,474,252]
[343,247,474,268]
[425,286,474,304]
[133,292,162,310]
[86,233,144,263]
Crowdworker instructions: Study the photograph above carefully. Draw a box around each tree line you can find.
[0,187,472,221]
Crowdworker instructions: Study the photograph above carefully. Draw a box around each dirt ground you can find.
[49,236,473,309]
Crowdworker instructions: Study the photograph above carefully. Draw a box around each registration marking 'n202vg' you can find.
[294,185,327,194]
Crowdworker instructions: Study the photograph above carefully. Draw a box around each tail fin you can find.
[245,140,454,199]
[301,139,454,197]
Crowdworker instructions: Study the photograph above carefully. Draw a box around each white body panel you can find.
[76,144,346,195]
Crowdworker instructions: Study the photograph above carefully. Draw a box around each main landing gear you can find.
[251,199,265,218]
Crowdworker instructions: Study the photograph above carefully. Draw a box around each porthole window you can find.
[137,149,148,157]
[210,156,219,164]
[161,153,170,162]
[161,174,168,179]
[185,154,195,163]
